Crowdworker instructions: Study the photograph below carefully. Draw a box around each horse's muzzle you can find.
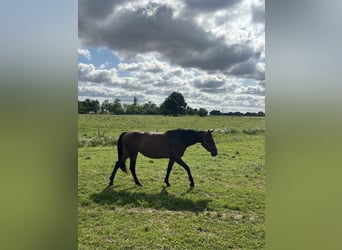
[211,150,217,157]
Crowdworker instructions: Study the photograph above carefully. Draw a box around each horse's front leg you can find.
[175,158,195,188]
[164,159,175,187]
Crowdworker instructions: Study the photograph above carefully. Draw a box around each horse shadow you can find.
[90,186,211,213]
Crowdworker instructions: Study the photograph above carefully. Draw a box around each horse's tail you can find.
[117,132,128,173]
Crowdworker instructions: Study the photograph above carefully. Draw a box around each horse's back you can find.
[122,131,170,158]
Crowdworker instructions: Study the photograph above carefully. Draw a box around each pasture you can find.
[78,115,265,249]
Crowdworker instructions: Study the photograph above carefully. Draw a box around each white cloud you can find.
[78,56,265,111]
[78,48,91,60]
[251,0,265,24]
[78,63,119,84]
[99,63,110,69]
[236,85,265,96]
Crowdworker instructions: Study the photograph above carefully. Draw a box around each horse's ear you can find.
[207,129,214,134]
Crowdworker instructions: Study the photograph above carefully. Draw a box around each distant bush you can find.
[214,128,237,134]
[242,127,265,135]
[78,135,118,147]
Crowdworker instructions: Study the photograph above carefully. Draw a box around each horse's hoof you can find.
[136,183,143,186]
[190,183,195,188]
[165,182,170,187]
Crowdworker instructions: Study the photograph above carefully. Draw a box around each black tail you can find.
[117,132,128,173]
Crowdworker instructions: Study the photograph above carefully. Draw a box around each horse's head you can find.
[201,130,217,156]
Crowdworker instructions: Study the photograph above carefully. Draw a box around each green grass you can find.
[78,115,265,249]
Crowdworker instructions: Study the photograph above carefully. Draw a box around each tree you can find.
[257,111,265,117]
[160,92,187,116]
[133,96,138,106]
[142,101,158,114]
[185,106,198,116]
[198,108,208,117]
[78,101,86,113]
[78,99,100,113]
[111,98,123,114]
[101,100,111,113]
[125,96,142,114]
[124,96,140,114]
[209,110,221,116]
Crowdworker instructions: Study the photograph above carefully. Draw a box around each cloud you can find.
[78,55,266,111]
[78,63,118,84]
[118,60,168,73]
[184,0,240,12]
[229,59,265,80]
[251,0,265,24]
[79,1,257,73]
[195,79,225,93]
[78,0,265,112]
[78,84,117,98]
[194,79,225,89]
[258,80,265,88]
[78,0,126,20]
[228,94,265,109]
[78,48,91,60]
[236,85,265,96]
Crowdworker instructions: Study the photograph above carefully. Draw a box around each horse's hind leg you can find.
[109,161,121,186]
[164,159,175,187]
[109,153,129,186]
[129,154,143,186]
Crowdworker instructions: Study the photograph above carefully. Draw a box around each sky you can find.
[78,0,265,112]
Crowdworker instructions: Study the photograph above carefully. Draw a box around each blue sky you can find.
[78,47,131,77]
[78,0,265,112]
[78,48,119,68]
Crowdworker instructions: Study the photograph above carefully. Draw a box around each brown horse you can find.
[109,129,217,188]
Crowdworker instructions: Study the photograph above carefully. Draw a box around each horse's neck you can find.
[183,132,203,147]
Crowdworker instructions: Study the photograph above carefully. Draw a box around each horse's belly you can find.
[140,151,168,159]
[139,142,169,158]
[140,147,169,158]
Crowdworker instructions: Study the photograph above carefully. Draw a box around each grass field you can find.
[78,115,265,249]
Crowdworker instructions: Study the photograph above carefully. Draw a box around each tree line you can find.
[78,92,264,117]
[209,110,265,117]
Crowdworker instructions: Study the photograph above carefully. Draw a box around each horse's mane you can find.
[166,129,202,145]
[166,129,199,135]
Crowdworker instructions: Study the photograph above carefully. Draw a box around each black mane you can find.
[166,129,203,146]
